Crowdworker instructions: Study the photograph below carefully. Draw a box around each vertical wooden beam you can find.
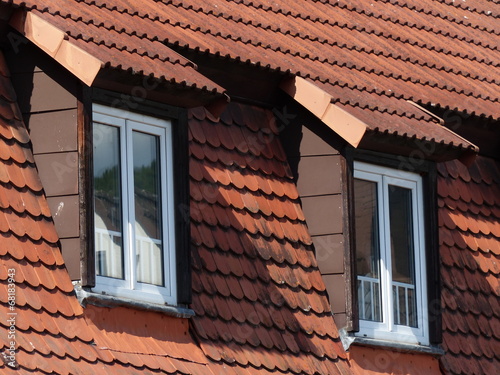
[342,147,359,332]
[173,108,191,305]
[78,84,95,287]
[425,164,441,344]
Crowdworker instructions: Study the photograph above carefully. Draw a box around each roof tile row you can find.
[0,49,213,374]
[7,0,499,149]
[188,103,350,375]
[438,156,500,374]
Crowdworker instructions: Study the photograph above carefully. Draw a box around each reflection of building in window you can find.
[353,161,428,345]
[92,104,176,305]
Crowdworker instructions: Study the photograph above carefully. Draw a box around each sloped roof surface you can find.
[0,50,215,375]
[0,47,351,374]
[188,103,351,375]
[438,157,500,374]
[0,51,98,374]
[5,0,499,149]
[5,0,225,94]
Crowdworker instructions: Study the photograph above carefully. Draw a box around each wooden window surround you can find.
[344,149,441,346]
[81,89,191,307]
[354,162,428,344]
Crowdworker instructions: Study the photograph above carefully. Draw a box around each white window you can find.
[92,104,176,305]
[353,161,428,345]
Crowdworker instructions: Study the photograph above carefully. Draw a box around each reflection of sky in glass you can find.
[389,185,415,284]
[93,123,158,174]
[133,131,157,169]
[93,123,119,177]
[354,178,380,279]
[133,131,163,286]
[93,122,123,279]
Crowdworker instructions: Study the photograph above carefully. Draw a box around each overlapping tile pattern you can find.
[438,157,500,374]
[0,49,94,373]
[5,0,499,148]
[6,0,224,94]
[188,103,351,375]
[0,51,212,375]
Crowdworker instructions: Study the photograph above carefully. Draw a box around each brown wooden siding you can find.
[6,40,82,280]
[279,101,349,329]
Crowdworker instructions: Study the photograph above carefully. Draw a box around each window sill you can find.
[339,329,444,357]
[75,285,195,319]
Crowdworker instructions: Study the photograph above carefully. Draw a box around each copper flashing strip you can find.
[280,76,366,147]
[9,10,102,86]
[407,100,445,125]
[406,101,479,153]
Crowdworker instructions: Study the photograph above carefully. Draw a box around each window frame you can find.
[87,102,180,305]
[353,161,429,345]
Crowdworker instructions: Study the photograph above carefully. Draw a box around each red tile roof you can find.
[438,157,500,375]
[0,45,351,374]
[2,0,500,147]
[5,0,498,149]
[348,346,441,375]
[6,0,225,94]
[0,51,214,375]
[1,1,497,373]
[188,103,351,375]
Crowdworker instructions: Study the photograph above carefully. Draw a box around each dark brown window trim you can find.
[343,148,441,344]
[79,84,94,287]
[341,154,358,332]
[81,88,191,305]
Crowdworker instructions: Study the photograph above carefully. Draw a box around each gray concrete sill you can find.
[75,287,195,319]
[340,330,445,357]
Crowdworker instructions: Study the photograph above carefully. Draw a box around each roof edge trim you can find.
[280,76,366,147]
[9,10,102,86]
[407,100,445,125]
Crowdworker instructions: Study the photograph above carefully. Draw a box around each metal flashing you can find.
[280,76,367,147]
[10,10,102,86]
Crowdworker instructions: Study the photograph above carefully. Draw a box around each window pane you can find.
[93,123,124,279]
[354,178,382,322]
[133,131,164,286]
[389,185,417,327]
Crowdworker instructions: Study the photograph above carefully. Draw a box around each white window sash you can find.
[92,105,177,306]
[93,111,130,292]
[354,161,428,345]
